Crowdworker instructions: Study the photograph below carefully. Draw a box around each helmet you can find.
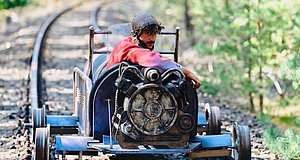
[131,12,164,37]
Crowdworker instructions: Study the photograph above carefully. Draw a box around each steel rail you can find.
[30,1,85,109]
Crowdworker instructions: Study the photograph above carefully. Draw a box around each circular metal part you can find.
[232,122,251,160]
[177,113,195,132]
[144,101,163,119]
[35,127,49,160]
[145,68,160,82]
[124,123,133,133]
[127,84,177,135]
[205,104,221,135]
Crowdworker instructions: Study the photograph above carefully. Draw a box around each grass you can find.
[262,96,300,133]
[259,112,300,160]
[264,127,300,160]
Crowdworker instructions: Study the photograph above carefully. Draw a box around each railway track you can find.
[0,0,277,159]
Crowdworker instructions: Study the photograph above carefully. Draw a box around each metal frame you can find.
[87,25,180,80]
[87,26,112,79]
[73,67,92,136]
[159,26,180,63]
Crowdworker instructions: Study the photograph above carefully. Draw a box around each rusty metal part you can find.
[205,104,221,135]
[188,149,232,158]
[113,65,192,149]
[177,113,195,133]
[232,122,251,160]
[127,84,178,135]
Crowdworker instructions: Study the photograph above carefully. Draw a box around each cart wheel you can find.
[232,122,251,160]
[205,104,221,134]
[35,127,49,160]
[32,106,46,140]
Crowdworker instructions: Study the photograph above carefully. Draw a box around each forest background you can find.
[151,0,300,159]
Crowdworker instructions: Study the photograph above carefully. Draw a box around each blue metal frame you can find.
[55,134,233,155]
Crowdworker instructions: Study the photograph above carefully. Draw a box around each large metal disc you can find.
[205,104,221,135]
[35,127,49,160]
[232,122,251,160]
[128,84,177,135]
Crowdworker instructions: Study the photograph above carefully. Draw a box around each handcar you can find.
[32,24,251,160]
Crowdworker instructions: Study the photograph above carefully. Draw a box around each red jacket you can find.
[106,36,182,72]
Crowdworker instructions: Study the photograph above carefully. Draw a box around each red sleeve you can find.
[106,37,182,72]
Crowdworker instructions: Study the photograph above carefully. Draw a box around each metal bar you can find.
[159,51,175,54]
[187,149,232,158]
[73,67,92,136]
[93,51,111,54]
[174,26,180,63]
[73,68,77,116]
[88,26,94,80]
[50,128,78,135]
[160,31,176,35]
[94,31,112,34]
[56,151,98,156]
[190,134,232,148]
[46,115,79,127]
[84,73,92,136]
[79,151,82,160]
[106,99,113,149]
[62,151,66,160]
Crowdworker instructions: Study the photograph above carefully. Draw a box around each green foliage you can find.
[279,98,290,107]
[295,116,300,127]
[149,0,184,29]
[0,0,31,10]
[262,113,300,159]
[278,116,299,126]
[264,126,281,143]
[280,54,300,89]
[264,127,300,159]
[193,0,299,94]
[199,80,220,96]
[258,112,272,125]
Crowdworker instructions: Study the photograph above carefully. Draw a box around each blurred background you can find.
[0,0,299,159]
[150,1,300,158]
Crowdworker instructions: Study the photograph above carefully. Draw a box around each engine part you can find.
[127,84,177,135]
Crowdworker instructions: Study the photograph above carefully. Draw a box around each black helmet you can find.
[131,12,164,37]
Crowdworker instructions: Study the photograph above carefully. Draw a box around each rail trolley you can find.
[32,24,251,160]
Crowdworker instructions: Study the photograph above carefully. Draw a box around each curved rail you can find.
[91,6,101,32]
[30,1,85,109]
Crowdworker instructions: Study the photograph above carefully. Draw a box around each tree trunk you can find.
[248,59,255,112]
[259,66,263,112]
[184,0,195,46]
